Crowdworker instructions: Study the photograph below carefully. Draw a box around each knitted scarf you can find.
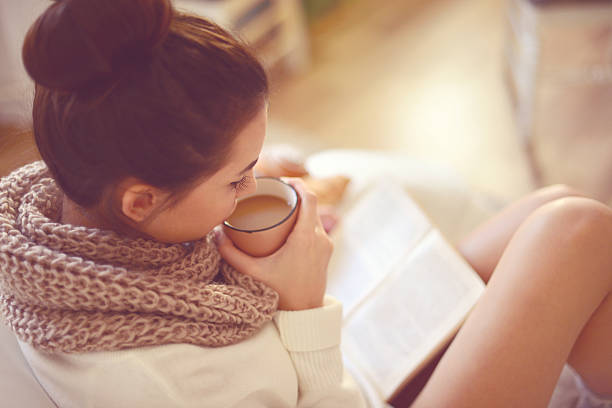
[0,162,278,353]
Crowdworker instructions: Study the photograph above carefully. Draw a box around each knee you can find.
[540,184,585,200]
[497,197,612,292]
[526,196,612,254]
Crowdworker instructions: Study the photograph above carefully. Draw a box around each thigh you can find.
[414,197,612,408]
[459,185,585,283]
[568,293,612,395]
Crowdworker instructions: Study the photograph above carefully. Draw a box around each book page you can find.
[327,181,431,316]
[340,230,484,400]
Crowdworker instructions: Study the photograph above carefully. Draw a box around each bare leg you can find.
[413,197,612,407]
[459,185,612,396]
[567,293,612,396]
[459,184,584,283]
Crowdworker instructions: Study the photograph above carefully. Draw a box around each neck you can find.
[60,194,151,240]
[60,195,109,230]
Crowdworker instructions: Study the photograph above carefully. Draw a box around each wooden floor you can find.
[0,122,39,178]
[267,0,612,203]
[267,0,534,201]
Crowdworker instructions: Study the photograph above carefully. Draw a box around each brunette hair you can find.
[22,0,268,212]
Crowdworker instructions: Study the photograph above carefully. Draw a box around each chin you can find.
[189,230,214,243]
[157,231,210,244]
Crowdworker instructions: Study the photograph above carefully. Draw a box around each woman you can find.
[0,0,610,406]
[1,0,362,405]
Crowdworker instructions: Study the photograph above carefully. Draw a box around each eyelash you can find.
[231,175,251,192]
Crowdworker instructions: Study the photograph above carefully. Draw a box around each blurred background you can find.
[1,0,611,204]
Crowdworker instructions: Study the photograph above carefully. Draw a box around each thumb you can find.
[214,228,260,277]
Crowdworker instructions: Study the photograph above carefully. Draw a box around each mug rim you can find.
[222,177,299,233]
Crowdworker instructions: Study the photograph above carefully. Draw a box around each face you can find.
[139,107,266,243]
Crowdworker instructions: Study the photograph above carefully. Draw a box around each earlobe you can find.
[120,185,160,223]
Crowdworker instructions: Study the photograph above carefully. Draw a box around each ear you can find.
[120,182,166,223]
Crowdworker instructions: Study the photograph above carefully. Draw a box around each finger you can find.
[318,205,340,233]
[284,178,319,227]
[292,178,328,233]
[285,178,329,239]
[214,228,260,277]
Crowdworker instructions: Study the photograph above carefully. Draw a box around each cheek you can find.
[193,194,235,226]
[220,192,239,219]
[227,198,238,217]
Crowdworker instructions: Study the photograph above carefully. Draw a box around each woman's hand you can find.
[215,178,333,311]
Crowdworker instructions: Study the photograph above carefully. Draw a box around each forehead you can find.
[221,107,267,173]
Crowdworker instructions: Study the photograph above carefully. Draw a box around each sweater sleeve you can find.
[273,295,367,407]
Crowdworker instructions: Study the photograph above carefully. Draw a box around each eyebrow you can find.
[239,158,259,175]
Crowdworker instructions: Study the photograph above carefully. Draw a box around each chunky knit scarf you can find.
[0,162,278,353]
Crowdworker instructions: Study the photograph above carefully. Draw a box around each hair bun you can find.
[22,0,173,92]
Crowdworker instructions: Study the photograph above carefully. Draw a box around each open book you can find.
[326,180,485,404]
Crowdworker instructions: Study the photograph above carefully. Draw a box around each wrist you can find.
[278,296,324,311]
[274,295,343,351]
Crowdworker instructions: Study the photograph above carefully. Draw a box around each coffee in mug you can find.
[223,177,299,257]
[227,195,293,231]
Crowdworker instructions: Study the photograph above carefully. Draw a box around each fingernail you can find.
[213,228,224,244]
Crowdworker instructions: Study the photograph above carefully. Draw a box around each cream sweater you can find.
[19,295,367,407]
